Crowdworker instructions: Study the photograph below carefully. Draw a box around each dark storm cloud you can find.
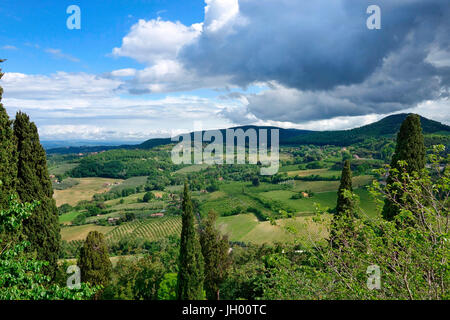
[180,0,450,123]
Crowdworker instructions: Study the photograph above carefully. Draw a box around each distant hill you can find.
[46,113,450,154]
[283,114,450,146]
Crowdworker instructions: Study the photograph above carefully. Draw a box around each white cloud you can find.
[204,0,240,33]
[110,68,137,77]
[2,72,121,100]
[1,71,236,140]
[112,18,202,65]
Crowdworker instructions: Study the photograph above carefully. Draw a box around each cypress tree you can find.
[78,231,112,290]
[200,210,231,300]
[14,112,60,278]
[336,160,354,217]
[0,59,17,209]
[382,114,425,220]
[177,181,205,300]
[329,160,355,248]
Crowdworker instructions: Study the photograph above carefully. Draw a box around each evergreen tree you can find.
[330,160,355,248]
[200,210,231,300]
[14,112,60,278]
[382,114,425,220]
[78,231,112,290]
[336,160,354,217]
[0,60,17,210]
[177,181,205,300]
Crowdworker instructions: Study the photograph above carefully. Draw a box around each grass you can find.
[59,211,81,224]
[174,164,210,174]
[258,189,336,213]
[48,162,78,176]
[217,214,259,240]
[53,177,123,206]
[217,213,330,245]
[285,168,341,178]
[291,175,374,193]
[109,176,148,193]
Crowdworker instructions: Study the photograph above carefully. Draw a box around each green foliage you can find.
[70,149,179,180]
[0,61,17,210]
[78,231,112,290]
[177,181,205,300]
[383,114,426,221]
[0,196,96,300]
[14,112,60,278]
[103,237,179,300]
[143,191,154,202]
[200,210,232,300]
[255,146,448,300]
[58,203,73,215]
[157,273,178,300]
[335,160,354,217]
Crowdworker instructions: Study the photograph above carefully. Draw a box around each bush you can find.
[143,191,154,203]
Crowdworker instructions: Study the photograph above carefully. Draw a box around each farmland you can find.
[55,158,379,258]
[47,139,398,260]
[53,177,123,206]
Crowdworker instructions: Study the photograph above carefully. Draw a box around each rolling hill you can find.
[46,113,450,154]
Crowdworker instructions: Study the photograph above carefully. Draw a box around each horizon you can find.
[1,0,449,142]
[38,112,448,149]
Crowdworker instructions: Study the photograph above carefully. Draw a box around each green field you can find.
[217,213,330,245]
[59,211,81,224]
[109,176,148,193]
[48,162,78,176]
[174,164,210,174]
[196,175,376,218]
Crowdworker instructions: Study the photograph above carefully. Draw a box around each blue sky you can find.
[0,0,449,142]
[0,0,204,74]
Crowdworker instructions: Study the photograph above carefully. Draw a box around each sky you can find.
[0,0,449,142]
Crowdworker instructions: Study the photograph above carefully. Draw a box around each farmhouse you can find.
[151,213,164,217]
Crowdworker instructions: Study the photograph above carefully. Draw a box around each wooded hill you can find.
[46,113,450,154]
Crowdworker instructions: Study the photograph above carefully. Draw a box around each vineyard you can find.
[61,216,182,257]
[106,216,182,243]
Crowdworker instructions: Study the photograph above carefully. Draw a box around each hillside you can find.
[46,113,450,154]
[284,114,450,146]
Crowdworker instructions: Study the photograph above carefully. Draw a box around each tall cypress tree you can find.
[382,114,425,221]
[78,231,112,290]
[14,112,60,278]
[200,210,231,300]
[0,59,17,209]
[336,160,354,217]
[177,181,205,300]
[329,160,355,248]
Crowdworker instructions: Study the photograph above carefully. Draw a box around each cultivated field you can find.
[61,224,114,241]
[53,177,123,206]
[217,213,330,245]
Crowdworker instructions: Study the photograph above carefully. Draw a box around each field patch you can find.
[109,176,148,193]
[106,216,182,243]
[241,216,328,244]
[53,177,123,206]
[217,214,330,245]
[59,211,81,224]
[217,214,259,240]
[61,224,114,241]
[174,164,210,174]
